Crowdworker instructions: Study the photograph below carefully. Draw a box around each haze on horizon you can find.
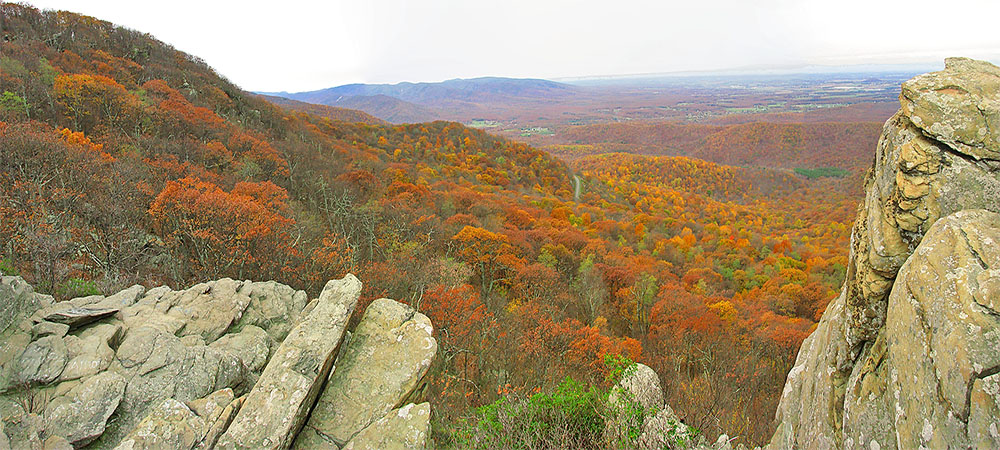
[23,0,1000,92]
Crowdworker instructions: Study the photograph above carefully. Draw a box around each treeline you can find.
[552,120,881,170]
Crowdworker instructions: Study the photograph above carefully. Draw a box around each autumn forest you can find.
[0,4,903,447]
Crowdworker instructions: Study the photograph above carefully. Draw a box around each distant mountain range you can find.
[260,77,578,123]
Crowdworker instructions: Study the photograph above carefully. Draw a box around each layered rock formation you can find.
[770,58,1000,448]
[0,275,437,449]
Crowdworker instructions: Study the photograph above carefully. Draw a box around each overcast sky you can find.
[23,0,1000,92]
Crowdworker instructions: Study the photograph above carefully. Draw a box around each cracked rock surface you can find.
[842,210,1000,449]
[770,58,1000,449]
[297,298,437,448]
[0,272,435,449]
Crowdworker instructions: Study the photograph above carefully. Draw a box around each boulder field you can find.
[0,275,436,449]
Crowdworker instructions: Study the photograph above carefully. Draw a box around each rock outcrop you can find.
[606,363,738,450]
[297,298,436,448]
[770,58,1000,448]
[216,276,360,449]
[0,274,438,449]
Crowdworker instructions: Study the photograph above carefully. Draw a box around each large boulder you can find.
[609,362,664,413]
[215,275,361,450]
[603,363,713,450]
[770,58,1000,448]
[0,276,52,335]
[341,403,433,450]
[112,398,206,450]
[900,57,1000,162]
[841,210,1000,449]
[299,298,437,447]
[42,371,126,446]
[845,99,1000,348]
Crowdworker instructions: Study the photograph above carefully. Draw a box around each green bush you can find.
[56,277,101,299]
[0,257,17,276]
[0,91,29,118]
[453,355,651,449]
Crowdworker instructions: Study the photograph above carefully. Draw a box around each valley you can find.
[2,3,996,450]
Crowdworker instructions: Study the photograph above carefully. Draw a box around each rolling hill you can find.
[256,94,389,125]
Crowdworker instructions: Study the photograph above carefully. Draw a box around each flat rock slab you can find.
[42,307,119,330]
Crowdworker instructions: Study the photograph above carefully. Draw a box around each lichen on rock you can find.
[769,58,1000,449]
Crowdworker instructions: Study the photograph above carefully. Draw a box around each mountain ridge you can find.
[262,76,578,123]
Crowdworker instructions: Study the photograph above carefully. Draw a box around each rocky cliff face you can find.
[0,275,436,449]
[770,58,1000,448]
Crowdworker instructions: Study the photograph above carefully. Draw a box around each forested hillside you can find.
[255,94,389,125]
[0,4,859,446]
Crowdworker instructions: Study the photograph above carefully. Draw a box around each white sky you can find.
[23,0,1000,92]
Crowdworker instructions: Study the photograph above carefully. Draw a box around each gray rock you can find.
[842,210,1000,449]
[0,422,9,450]
[90,285,145,310]
[301,298,436,446]
[42,435,73,450]
[91,325,254,447]
[162,278,253,343]
[112,398,206,450]
[42,371,126,446]
[59,323,122,382]
[185,388,234,421]
[0,397,45,449]
[195,395,243,450]
[17,336,67,385]
[341,403,432,450]
[637,407,702,450]
[901,57,1000,162]
[0,331,32,392]
[215,275,361,450]
[610,363,664,413]
[231,280,309,343]
[30,322,68,339]
[1,276,51,335]
[208,325,271,373]
[118,278,307,346]
[606,363,665,448]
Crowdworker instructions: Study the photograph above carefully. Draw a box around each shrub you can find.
[0,256,17,276]
[454,355,650,449]
[56,277,101,299]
